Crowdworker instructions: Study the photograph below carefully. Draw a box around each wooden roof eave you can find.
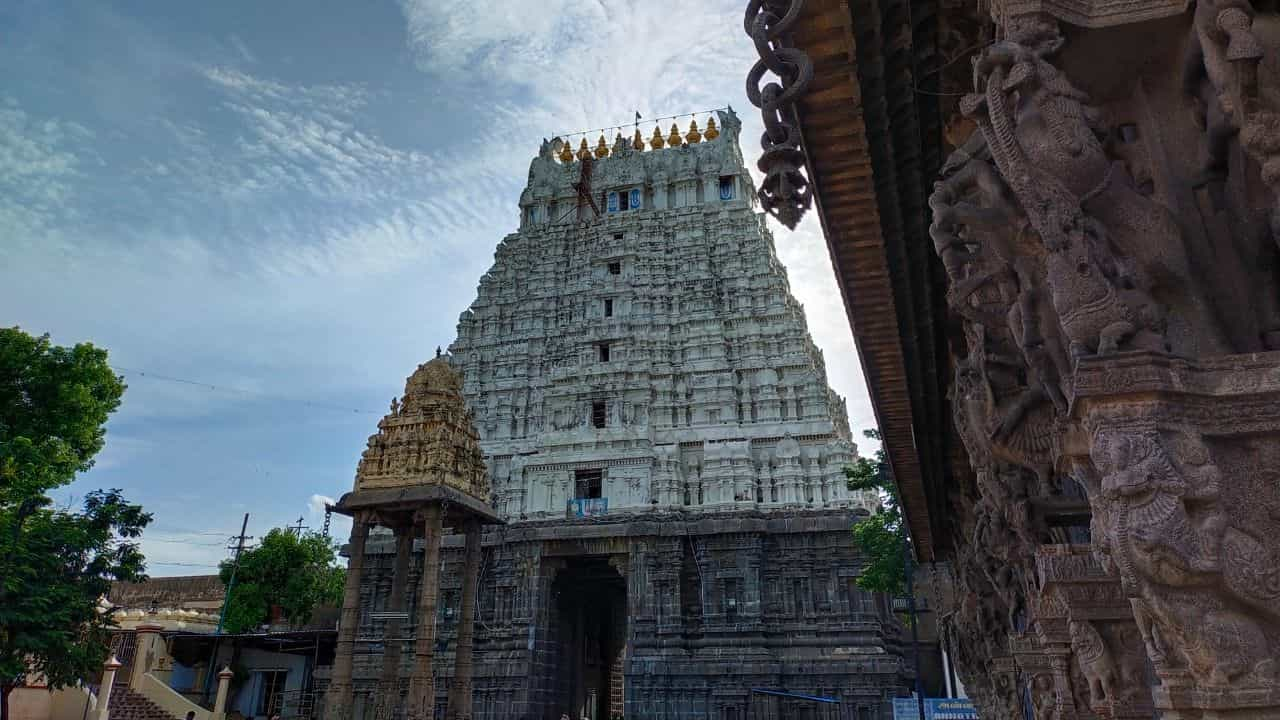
[789,0,941,561]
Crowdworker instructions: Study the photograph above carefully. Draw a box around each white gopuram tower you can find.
[451,110,876,521]
[347,111,905,720]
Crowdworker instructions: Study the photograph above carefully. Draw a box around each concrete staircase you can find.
[108,688,182,720]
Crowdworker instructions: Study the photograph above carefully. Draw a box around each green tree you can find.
[218,528,345,634]
[846,428,908,596]
[0,328,151,720]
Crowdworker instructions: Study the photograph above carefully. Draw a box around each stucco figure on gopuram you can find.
[928,2,1280,718]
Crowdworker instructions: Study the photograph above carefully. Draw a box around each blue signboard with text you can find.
[567,498,608,517]
[926,699,978,720]
[892,698,919,720]
[893,698,977,720]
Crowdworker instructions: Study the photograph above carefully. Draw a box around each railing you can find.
[747,689,840,720]
[270,689,319,720]
[108,631,138,685]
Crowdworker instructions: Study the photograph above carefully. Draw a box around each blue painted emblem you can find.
[607,193,618,212]
[719,177,735,201]
[629,188,641,209]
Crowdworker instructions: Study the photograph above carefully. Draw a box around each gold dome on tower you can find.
[685,119,702,144]
[594,133,610,158]
[633,128,645,151]
[576,138,591,161]
[558,138,574,163]
[650,125,665,150]
[667,123,683,147]
[704,116,719,141]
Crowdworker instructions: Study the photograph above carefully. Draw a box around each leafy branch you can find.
[845,429,908,597]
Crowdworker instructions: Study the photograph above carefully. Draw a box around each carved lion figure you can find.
[1070,621,1119,706]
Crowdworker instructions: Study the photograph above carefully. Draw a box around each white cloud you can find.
[0,97,92,250]
[308,494,335,514]
[396,0,877,446]
[398,0,751,131]
[228,35,257,65]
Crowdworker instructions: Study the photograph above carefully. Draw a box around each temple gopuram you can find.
[323,111,914,720]
[743,0,1280,718]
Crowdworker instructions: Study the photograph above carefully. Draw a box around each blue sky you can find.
[1,0,875,574]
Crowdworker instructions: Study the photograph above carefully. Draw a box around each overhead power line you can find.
[144,537,230,546]
[110,365,381,415]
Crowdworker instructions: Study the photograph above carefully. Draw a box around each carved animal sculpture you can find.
[1095,430,1226,577]
[966,21,1228,355]
[1070,621,1119,706]
[1134,587,1273,685]
[1093,430,1278,685]
[1043,221,1166,358]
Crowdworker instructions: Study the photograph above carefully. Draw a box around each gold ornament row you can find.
[558,117,721,163]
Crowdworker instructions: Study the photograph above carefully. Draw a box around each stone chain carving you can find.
[744,0,813,229]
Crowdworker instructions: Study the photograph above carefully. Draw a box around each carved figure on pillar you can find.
[1090,428,1277,688]
[1069,620,1118,708]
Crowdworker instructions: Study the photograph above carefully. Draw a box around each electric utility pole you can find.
[203,514,251,705]
[904,535,925,720]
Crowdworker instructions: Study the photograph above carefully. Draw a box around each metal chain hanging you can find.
[745,0,814,229]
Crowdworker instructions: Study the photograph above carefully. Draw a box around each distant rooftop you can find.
[109,574,225,608]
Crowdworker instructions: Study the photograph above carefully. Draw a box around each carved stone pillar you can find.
[408,505,444,720]
[446,521,482,720]
[922,5,1280,716]
[324,515,370,720]
[1032,545,1154,720]
[373,527,414,720]
[1073,352,1280,719]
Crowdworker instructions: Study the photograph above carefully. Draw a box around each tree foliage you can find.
[218,528,345,634]
[0,327,150,720]
[846,429,908,596]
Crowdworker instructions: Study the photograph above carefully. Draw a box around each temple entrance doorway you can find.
[551,556,627,720]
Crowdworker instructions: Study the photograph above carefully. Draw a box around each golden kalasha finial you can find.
[558,138,574,163]
[594,133,609,158]
[633,128,645,151]
[650,125,666,150]
[704,115,719,141]
[685,119,702,144]
[667,123,683,147]
[576,138,591,161]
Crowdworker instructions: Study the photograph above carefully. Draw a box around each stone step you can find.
[107,689,182,720]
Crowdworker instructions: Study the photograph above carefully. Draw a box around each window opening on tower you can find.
[604,299,613,317]
[607,261,621,275]
[598,343,611,362]
[575,469,603,499]
[719,175,736,201]
[592,400,607,428]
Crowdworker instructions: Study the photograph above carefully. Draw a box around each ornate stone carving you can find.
[354,356,490,502]
[988,0,1190,28]
[1070,621,1119,708]
[1091,427,1277,688]
[924,4,1280,716]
